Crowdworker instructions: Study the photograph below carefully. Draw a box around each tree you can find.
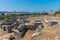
[56,9,60,14]
[58,9,60,12]
[1,12,4,15]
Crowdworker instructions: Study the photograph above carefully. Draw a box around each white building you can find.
[49,10,55,15]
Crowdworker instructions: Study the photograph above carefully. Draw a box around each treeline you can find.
[0,13,47,19]
[0,10,60,20]
[0,12,49,20]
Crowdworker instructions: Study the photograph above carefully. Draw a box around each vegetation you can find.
[0,10,60,20]
[0,15,7,20]
[0,12,48,20]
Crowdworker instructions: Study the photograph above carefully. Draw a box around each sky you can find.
[0,0,60,12]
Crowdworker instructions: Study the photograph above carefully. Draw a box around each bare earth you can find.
[0,15,60,40]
